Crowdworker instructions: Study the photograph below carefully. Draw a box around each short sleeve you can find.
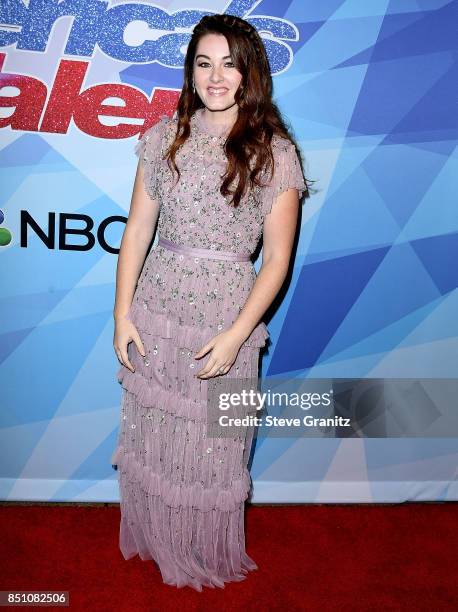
[261,138,307,217]
[135,114,169,201]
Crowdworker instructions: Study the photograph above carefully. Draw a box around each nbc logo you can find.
[0,210,12,246]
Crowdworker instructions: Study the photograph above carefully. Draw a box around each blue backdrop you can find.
[1,0,457,502]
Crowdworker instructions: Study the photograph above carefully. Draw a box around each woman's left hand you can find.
[194,329,245,379]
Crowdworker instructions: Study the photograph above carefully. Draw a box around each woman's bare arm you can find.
[230,187,300,343]
[113,161,161,321]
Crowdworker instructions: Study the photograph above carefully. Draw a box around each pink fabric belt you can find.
[157,236,252,262]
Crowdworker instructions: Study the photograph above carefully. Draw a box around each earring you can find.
[192,81,195,93]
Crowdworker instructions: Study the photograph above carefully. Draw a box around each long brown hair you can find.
[165,13,315,207]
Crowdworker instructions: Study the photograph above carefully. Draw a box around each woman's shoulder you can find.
[135,114,174,158]
[142,114,173,140]
[270,132,299,155]
[258,132,306,215]
[263,133,302,177]
[162,114,178,140]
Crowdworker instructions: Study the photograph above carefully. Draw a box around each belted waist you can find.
[157,237,252,262]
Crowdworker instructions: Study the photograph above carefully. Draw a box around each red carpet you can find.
[1,502,457,611]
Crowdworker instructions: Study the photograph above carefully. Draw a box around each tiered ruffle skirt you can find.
[111,299,267,591]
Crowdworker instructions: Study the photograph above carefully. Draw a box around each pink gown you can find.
[111,107,306,591]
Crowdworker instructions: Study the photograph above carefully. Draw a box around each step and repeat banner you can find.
[1,0,457,502]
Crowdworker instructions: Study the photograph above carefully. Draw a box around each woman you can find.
[111,13,310,592]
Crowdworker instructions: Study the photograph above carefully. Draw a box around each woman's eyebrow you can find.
[195,54,232,60]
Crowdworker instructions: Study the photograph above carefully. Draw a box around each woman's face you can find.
[193,33,243,113]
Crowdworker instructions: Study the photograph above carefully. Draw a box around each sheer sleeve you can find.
[261,137,307,218]
[135,114,169,202]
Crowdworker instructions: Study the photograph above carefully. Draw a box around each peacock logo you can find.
[0,209,12,246]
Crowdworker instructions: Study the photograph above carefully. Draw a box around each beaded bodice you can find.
[153,108,263,255]
[136,107,305,255]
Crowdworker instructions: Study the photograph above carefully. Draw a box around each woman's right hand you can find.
[113,314,146,373]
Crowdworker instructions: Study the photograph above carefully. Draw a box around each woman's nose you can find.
[209,69,223,82]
